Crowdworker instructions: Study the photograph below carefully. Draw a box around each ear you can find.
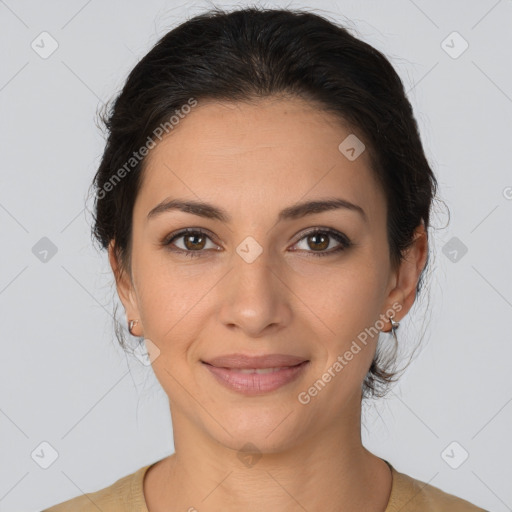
[382,222,429,331]
[108,240,142,336]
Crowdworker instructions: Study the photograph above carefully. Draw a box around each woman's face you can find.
[111,96,425,453]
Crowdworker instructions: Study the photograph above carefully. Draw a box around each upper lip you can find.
[202,353,309,369]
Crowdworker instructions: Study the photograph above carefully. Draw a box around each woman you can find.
[43,6,487,511]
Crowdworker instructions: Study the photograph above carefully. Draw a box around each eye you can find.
[162,227,351,259]
[291,228,351,257]
[163,228,220,258]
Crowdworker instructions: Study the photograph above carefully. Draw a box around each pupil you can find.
[310,233,328,250]
[186,233,204,250]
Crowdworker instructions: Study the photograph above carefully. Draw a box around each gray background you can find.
[1,0,511,511]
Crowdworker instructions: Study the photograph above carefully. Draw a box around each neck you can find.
[144,394,392,511]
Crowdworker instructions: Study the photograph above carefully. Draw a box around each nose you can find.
[217,246,292,338]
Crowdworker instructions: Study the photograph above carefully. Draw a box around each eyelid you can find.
[163,227,221,250]
[291,226,347,244]
[290,227,351,255]
[163,227,217,243]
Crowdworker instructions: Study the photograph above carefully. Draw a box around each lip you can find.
[201,354,310,395]
[202,353,308,369]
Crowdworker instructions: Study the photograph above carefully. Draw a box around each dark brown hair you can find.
[89,6,442,400]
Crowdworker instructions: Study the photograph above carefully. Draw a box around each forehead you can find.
[135,97,386,227]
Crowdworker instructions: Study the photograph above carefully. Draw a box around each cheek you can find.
[134,260,219,357]
[307,264,387,373]
[135,243,201,310]
[305,270,385,403]
[298,260,385,325]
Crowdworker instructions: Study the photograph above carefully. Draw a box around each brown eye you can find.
[163,228,219,258]
[183,232,207,251]
[292,228,351,257]
[306,232,329,251]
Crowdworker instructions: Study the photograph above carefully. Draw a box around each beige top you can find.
[42,459,488,511]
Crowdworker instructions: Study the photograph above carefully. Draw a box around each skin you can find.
[109,95,428,511]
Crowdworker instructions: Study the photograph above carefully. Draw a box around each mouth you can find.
[223,366,298,374]
[201,354,310,395]
[202,353,309,369]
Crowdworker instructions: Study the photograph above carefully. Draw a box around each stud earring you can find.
[128,319,139,336]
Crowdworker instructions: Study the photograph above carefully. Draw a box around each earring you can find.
[128,319,139,336]
[388,312,400,344]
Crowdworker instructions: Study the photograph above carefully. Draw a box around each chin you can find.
[206,407,310,455]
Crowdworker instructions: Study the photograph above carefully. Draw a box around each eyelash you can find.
[162,227,352,259]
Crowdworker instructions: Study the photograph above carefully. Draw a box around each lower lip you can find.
[202,361,309,395]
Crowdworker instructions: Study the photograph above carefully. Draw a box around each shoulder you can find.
[386,464,489,512]
[41,464,152,512]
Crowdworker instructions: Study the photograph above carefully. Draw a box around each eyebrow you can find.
[146,196,367,224]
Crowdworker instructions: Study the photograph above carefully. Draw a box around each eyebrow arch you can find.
[146,197,367,224]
